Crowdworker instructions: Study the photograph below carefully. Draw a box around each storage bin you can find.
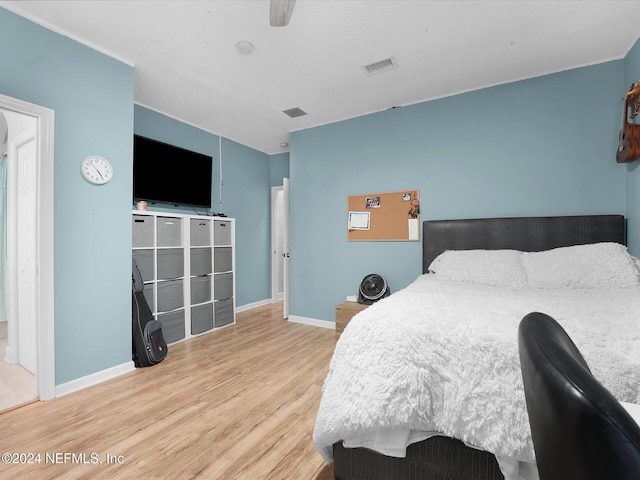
[157,248,184,279]
[157,309,185,343]
[191,303,214,335]
[132,249,154,281]
[214,220,232,245]
[191,275,212,304]
[157,217,182,247]
[191,248,212,276]
[132,215,154,247]
[214,272,233,300]
[190,218,211,246]
[157,279,184,312]
[214,298,234,327]
[214,247,232,272]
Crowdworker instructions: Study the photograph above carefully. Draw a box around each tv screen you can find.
[133,135,213,209]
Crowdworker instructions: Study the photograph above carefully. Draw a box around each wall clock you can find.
[81,155,113,185]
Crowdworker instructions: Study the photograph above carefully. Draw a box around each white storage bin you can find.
[133,249,154,281]
[157,309,185,344]
[157,217,182,247]
[215,298,234,327]
[191,248,212,276]
[214,247,232,273]
[133,215,154,247]
[214,220,232,245]
[190,218,211,246]
[191,303,214,335]
[157,279,184,312]
[157,248,184,280]
[191,275,212,304]
[214,272,233,300]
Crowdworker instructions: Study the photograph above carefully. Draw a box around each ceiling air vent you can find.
[362,57,398,75]
[282,107,307,118]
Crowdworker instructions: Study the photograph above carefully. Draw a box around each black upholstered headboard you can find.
[422,215,625,274]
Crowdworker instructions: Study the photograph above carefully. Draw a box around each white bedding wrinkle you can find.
[312,274,640,466]
[521,242,640,289]
[428,249,527,288]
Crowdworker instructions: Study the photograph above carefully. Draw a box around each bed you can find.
[313,214,640,480]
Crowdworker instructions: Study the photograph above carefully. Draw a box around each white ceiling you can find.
[3,0,640,154]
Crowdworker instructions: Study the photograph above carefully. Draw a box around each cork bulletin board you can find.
[347,189,420,241]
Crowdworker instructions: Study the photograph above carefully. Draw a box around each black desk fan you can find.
[357,273,390,305]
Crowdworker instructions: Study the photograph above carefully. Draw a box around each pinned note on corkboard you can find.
[347,189,420,241]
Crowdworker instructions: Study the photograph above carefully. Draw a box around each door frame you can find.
[1,94,55,401]
[270,178,290,318]
[282,177,290,319]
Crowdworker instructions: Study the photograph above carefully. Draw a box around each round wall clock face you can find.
[81,156,113,185]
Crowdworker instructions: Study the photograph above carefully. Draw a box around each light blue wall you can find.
[134,106,272,307]
[218,138,271,306]
[290,61,626,322]
[624,38,640,253]
[269,152,290,187]
[0,8,135,384]
[133,105,221,215]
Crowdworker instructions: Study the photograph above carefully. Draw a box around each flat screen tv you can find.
[133,134,213,209]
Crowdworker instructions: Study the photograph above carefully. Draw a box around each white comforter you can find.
[313,274,640,467]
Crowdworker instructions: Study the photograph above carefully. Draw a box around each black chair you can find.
[518,312,640,480]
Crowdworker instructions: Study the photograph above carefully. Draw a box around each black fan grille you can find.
[359,274,388,300]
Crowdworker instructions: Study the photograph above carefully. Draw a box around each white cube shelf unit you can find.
[132,211,235,344]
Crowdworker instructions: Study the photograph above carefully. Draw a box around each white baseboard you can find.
[288,315,334,330]
[236,298,272,313]
[55,361,136,398]
[232,301,335,329]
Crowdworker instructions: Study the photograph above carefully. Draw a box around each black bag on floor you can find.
[132,259,167,367]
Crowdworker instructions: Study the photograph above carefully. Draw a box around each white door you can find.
[271,186,284,303]
[283,178,290,319]
[4,110,38,376]
[15,137,37,374]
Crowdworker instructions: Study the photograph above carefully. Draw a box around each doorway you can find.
[271,178,289,318]
[271,185,284,304]
[0,94,55,407]
[0,109,37,410]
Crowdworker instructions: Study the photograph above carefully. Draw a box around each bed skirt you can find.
[333,436,505,480]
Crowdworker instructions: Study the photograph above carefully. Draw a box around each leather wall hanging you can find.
[616,81,640,163]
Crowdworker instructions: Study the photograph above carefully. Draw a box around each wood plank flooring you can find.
[0,303,337,480]
[0,338,36,411]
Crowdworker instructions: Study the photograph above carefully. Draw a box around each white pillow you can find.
[428,249,527,288]
[521,242,640,289]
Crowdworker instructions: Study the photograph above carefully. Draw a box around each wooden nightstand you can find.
[335,301,369,336]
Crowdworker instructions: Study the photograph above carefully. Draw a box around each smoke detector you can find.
[236,41,255,55]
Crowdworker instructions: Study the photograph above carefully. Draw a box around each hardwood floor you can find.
[0,338,37,411]
[0,303,337,480]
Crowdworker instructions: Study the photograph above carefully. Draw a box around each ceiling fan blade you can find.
[270,0,296,27]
